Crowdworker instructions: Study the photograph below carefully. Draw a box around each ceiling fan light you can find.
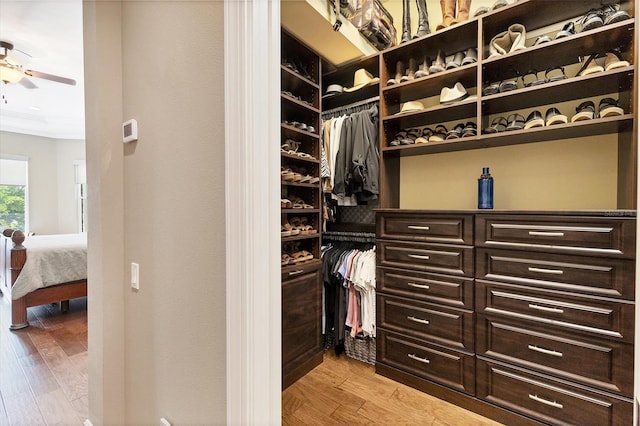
[0,63,23,83]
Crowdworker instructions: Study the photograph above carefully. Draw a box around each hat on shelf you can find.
[322,84,344,98]
[343,68,380,92]
[395,100,425,115]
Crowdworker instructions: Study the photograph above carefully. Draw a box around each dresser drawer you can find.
[377,329,475,395]
[377,212,474,244]
[377,294,474,352]
[378,240,473,277]
[477,358,633,426]
[476,314,633,396]
[282,268,322,368]
[476,280,635,342]
[476,248,635,299]
[476,214,636,258]
[378,266,474,309]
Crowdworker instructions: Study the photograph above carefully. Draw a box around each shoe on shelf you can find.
[545,107,568,125]
[473,6,490,16]
[461,122,477,137]
[429,124,448,142]
[524,110,545,129]
[555,21,576,39]
[602,4,631,25]
[492,0,509,10]
[414,56,431,78]
[533,35,552,46]
[545,66,566,83]
[429,50,446,74]
[576,53,604,77]
[604,49,630,71]
[522,69,545,87]
[483,81,500,96]
[446,51,465,70]
[461,48,478,65]
[579,9,604,32]
[598,98,624,117]
[440,82,469,104]
[505,113,525,131]
[401,58,418,82]
[499,76,519,93]
[484,116,508,133]
[415,126,433,143]
[445,123,465,139]
[571,100,596,122]
[387,61,405,86]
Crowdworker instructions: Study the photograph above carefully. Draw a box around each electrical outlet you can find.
[131,262,139,290]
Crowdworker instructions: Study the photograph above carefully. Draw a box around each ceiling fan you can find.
[0,40,76,88]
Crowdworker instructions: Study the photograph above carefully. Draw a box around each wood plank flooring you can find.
[283,352,503,425]
[0,295,87,426]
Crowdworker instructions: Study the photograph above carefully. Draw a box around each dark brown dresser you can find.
[376,210,636,425]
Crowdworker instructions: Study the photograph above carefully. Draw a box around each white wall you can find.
[85,1,227,424]
[0,131,85,234]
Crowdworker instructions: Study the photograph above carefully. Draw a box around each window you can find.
[0,156,28,231]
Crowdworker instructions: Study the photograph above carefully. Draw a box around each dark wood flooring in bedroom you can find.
[0,296,87,425]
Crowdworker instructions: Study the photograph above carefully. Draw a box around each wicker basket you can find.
[344,331,376,365]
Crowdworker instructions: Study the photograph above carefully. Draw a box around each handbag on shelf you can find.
[349,0,397,51]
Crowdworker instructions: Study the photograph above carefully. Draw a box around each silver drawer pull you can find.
[408,282,430,290]
[408,225,430,230]
[528,345,563,357]
[408,353,430,364]
[529,394,563,409]
[528,267,564,275]
[529,303,564,314]
[407,316,430,325]
[408,254,430,260]
[288,270,305,276]
[528,231,565,237]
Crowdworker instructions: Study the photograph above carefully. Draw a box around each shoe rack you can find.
[378,0,636,210]
[280,29,323,389]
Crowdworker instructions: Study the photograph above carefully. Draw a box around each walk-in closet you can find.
[280,1,638,424]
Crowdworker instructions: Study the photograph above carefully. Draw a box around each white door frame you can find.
[224,1,282,424]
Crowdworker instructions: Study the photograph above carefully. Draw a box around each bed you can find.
[0,228,87,330]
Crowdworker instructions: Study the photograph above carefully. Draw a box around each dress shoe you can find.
[604,49,629,71]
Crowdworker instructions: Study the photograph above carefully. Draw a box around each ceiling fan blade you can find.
[24,69,76,85]
[18,77,37,89]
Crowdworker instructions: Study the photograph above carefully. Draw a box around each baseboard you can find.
[282,351,323,389]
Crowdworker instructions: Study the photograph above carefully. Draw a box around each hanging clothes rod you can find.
[322,96,380,118]
[323,230,377,243]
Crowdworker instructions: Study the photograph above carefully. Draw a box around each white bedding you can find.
[11,233,87,300]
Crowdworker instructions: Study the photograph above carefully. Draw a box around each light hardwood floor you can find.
[0,296,87,426]
[283,352,503,425]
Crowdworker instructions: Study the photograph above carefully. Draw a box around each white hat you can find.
[322,83,344,98]
[395,100,425,115]
[343,69,380,92]
[440,82,468,104]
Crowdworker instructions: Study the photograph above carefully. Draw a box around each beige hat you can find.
[395,100,425,115]
[343,69,380,92]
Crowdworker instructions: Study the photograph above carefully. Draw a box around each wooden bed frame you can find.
[0,228,87,330]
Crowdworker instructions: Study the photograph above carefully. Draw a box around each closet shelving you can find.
[280,29,324,389]
[377,0,637,209]
[322,53,380,112]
